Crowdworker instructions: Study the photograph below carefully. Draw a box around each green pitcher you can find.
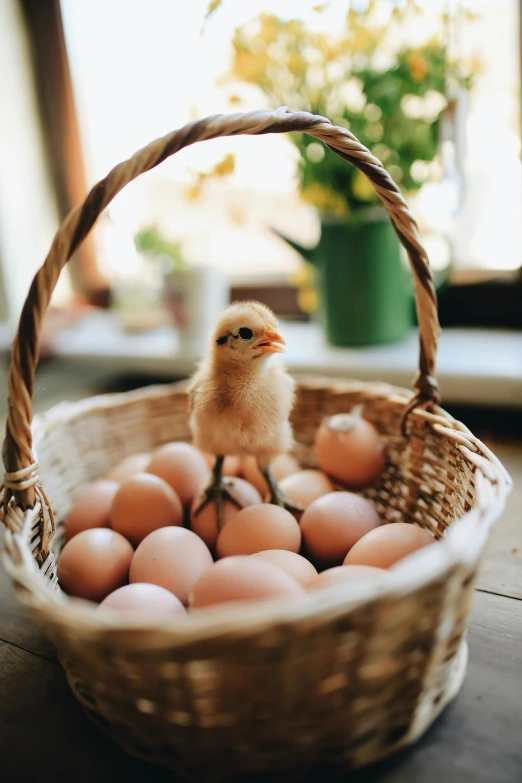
[275,208,412,347]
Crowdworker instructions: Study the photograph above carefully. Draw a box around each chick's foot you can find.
[193,456,245,530]
[261,465,304,515]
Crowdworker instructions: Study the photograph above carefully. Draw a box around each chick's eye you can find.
[238,327,253,340]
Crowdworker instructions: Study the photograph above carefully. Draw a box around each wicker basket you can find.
[1,109,512,781]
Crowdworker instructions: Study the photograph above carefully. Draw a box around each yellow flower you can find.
[406,52,429,82]
[185,182,202,202]
[302,183,349,218]
[288,51,306,75]
[352,169,376,203]
[185,154,234,202]
[211,153,235,178]
[258,14,282,45]
[351,25,377,55]
[464,9,481,22]
[205,0,221,19]
[470,56,483,76]
[297,287,320,314]
[289,264,315,288]
[233,48,268,84]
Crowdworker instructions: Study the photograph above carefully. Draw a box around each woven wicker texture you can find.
[1,110,512,781]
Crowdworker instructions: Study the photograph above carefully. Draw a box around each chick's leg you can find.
[260,464,304,514]
[193,456,245,530]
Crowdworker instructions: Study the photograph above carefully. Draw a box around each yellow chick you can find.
[188,301,299,527]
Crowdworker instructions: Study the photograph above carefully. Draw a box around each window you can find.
[61,0,521,282]
[61,0,316,285]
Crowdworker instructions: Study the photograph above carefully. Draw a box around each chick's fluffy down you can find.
[189,358,295,464]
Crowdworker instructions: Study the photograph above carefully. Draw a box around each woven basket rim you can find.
[3,376,511,648]
[30,375,413,423]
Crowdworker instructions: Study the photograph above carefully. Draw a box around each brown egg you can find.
[344,522,434,569]
[252,550,317,586]
[272,454,301,481]
[106,452,151,483]
[190,556,304,609]
[58,528,134,602]
[278,470,335,510]
[216,505,301,558]
[147,442,210,506]
[308,565,388,591]
[315,412,385,488]
[240,456,268,494]
[130,527,213,605]
[189,477,262,550]
[203,453,241,476]
[98,583,186,619]
[300,492,381,568]
[64,480,119,541]
[110,473,183,546]
[241,454,300,495]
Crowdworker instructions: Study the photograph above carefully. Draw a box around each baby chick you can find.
[188,301,299,528]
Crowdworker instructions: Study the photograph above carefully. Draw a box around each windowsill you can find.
[4,310,518,408]
[228,268,521,287]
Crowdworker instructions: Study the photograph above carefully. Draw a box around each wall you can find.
[0,0,63,330]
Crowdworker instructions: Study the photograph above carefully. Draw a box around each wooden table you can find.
[1,436,521,782]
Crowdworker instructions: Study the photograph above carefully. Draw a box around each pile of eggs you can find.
[58,411,435,621]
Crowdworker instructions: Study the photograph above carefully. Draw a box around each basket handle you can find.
[2,107,440,512]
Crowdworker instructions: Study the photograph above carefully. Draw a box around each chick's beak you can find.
[256,321,286,354]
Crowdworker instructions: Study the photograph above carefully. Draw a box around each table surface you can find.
[26,310,522,407]
[0,375,521,781]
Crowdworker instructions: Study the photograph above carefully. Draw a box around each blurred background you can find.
[0,0,521,411]
[2,4,521,771]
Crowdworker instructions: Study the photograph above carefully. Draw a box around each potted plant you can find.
[135,226,228,349]
[134,226,188,324]
[222,2,477,346]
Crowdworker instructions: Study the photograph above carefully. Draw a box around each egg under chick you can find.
[188,301,299,528]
